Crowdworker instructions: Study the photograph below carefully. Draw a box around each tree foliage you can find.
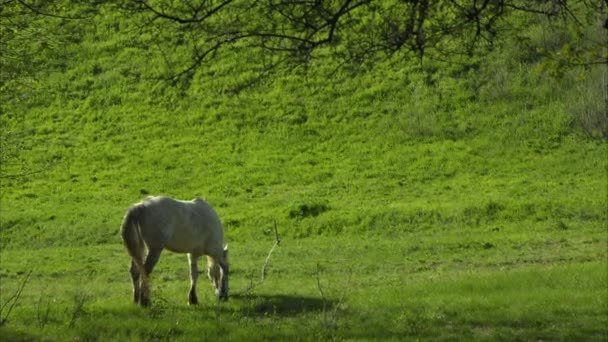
[0,0,605,82]
[124,0,606,78]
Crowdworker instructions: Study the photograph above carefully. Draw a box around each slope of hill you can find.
[1,7,605,246]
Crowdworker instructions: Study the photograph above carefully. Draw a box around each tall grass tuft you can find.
[567,66,607,139]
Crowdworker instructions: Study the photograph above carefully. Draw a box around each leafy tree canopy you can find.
[1,0,605,81]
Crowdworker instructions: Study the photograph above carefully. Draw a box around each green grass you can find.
[1,2,607,340]
[1,237,606,340]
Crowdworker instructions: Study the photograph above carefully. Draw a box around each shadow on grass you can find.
[0,326,37,342]
[231,293,336,317]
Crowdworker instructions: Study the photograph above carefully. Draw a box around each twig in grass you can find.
[36,293,53,328]
[68,291,90,327]
[239,220,281,295]
[0,270,33,326]
[315,263,350,336]
[260,220,281,283]
[315,263,327,324]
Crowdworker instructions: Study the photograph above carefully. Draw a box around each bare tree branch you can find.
[15,0,91,20]
[128,0,606,78]
[136,0,233,24]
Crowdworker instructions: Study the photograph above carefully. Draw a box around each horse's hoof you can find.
[189,292,198,305]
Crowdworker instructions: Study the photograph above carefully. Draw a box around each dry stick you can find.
[315,263,325,301]
[240,220,281,295]
[260,220,281,283]
[315,263,328,325]
[315,263,350,333]
[0,269,33,326]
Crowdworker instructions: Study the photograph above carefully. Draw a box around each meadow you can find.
[1,2,607,341]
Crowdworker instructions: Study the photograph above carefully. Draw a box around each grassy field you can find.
[1,237,606,341]
[1,2,607,341]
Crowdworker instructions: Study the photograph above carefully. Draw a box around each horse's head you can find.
[207,245,229,301]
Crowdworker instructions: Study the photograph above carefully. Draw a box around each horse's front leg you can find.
[188,254,200,305]
[188,254,200,304]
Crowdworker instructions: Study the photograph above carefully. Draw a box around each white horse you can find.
[120,196,229,306]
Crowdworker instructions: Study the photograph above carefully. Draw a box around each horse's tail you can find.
[121,205,146,278]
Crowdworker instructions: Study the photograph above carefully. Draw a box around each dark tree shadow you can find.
[231,293,335,317]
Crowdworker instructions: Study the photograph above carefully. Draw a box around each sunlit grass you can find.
[1,238,606,340]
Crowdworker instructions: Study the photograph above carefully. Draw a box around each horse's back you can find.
[137,196,224,255]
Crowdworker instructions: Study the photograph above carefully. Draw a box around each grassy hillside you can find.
[1,2,606,340]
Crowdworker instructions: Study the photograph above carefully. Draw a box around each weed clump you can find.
[289,203,330,219]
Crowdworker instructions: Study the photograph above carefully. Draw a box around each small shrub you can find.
[289,203,330,219]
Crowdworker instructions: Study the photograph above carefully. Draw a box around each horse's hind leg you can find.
[129,261,141,304]
[187,254,200,305]
[140,247,163,307]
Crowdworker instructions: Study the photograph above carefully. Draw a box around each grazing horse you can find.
[120,196,229,306]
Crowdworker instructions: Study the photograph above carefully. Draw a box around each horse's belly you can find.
[164,237,197,253]
[164,227,210,254]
